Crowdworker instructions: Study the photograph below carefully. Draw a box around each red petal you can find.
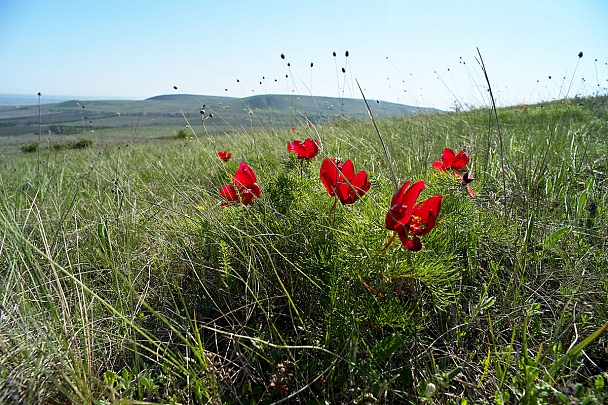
[320,158,338,196]
[391,180,425,208]
[335,182,355,204]
[340,160,355,180]
[467,184,476,199]
[405,236,422,252]
[411,195,442,232]
[251,182,262,198]
[233,162,257,189]
[352,171,371,196]
[304,138,319,160]
[220,185,238,202]
[432,161,447,172]
[451,151,469,170]
[385,204,411,232]
[441,148,456,166]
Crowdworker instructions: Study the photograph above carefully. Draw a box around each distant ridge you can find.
[0,93,442,139]
[146,93,442,116]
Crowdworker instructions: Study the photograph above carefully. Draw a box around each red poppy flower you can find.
[232,162,262,204]
[433,148,476,198]
[320,158,371,205]
[220,184,239,206]
[287,138,319,160]
[217,151,232,162]
[432,148,469,174]
[385,181,442,252]
[220,162,262,206]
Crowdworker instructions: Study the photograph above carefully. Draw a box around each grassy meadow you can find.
[1,94,607,404]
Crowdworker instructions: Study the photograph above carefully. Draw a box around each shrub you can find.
[20,142,39,153]
[172,129,189,139]
[72,138,94,149]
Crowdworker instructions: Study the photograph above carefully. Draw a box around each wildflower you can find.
[432,148,476,198]
[220,162,261,206]
[232,162,262,204]
[220,185,239,206]
[217,151,232,162]
[320,158,370,205]
[287,138,319,160]
[385,181,442,252]
[432,148,469,174]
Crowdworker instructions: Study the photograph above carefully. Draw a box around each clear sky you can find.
[1,0,607,109]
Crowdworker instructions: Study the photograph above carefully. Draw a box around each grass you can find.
[1,94,607,404]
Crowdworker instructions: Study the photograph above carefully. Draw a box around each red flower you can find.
[432,148,469,174]
[287,138,319,160]
[432,148,476,198]
[385,181,442,252]
[220,184,239,206]
[320,158,371,205]
[220,162,262,206]
[217,151,232,162]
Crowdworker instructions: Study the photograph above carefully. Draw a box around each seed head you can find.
[173,86,178,90]
[578,51,583,58]
[281,53,285,59]
[333,52,336,57]
[345,50,349,57]
[342,67,346,73]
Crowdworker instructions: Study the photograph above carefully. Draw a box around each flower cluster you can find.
[220,162,261,206]
[216,144,474,253]
[320,158,371,205]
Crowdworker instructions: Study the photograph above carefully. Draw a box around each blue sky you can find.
[1,0,606,109]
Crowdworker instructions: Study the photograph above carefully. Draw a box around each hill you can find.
[0,94,441,149]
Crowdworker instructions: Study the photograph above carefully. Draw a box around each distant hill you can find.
[146,93,440,118]
[0,93,442,141]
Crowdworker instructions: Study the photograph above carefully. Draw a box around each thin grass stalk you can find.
[476,48,507,222]
[356,79,398,190]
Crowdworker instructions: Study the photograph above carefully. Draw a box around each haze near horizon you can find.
[1,0,607,110]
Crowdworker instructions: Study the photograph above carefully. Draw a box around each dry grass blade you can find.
[355,78,398,189]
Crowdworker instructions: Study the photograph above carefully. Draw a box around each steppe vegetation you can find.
[1,66,607,403]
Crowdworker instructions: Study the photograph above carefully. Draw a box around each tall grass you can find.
[1,95,607,404]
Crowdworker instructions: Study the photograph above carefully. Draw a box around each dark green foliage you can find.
[20,141,39,153]
[52,138,94,150]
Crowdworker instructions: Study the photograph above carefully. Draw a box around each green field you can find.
[1,96,607,404]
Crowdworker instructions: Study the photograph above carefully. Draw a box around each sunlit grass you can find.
[1,96,607,403]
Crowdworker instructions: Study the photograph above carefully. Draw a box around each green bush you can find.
[172,129,189,139]
[52,139,94,151]
[20,142,39,153]
[72,138,94,149]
